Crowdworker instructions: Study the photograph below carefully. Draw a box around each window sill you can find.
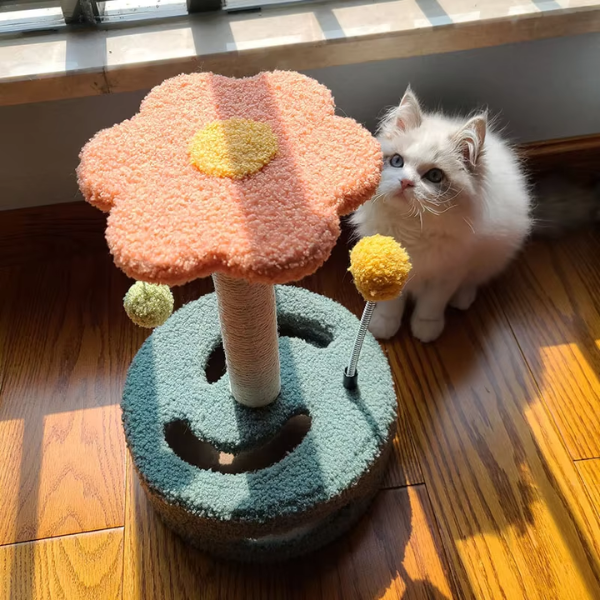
[2,0,600,107]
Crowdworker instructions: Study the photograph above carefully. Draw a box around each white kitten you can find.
[351,87,532,343]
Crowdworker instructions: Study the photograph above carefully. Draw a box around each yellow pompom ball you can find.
[349,235,412,302]
[124,282,174,328]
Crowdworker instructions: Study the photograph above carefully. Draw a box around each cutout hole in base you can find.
[205,318,333,384]
[279,321,333,349]
[165,414,311,474]
[205,344,226,383]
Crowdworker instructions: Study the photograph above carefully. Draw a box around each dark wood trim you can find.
[0,201,107,270]
[521,133,600,158]
[522,133,600,182]
[1,133,599,270]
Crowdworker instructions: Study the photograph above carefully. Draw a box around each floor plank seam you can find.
[379,481,425,492]
[380,482,424,491]
[380,481,426,492]
[0,526,125,549]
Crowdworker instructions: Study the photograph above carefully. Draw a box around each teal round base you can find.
[123,286,397,562]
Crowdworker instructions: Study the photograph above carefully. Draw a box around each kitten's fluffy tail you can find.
[531,175,600,237]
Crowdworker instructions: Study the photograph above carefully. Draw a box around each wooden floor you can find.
[1,211,600,599]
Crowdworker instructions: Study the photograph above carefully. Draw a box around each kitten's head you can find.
[376,87,487,214]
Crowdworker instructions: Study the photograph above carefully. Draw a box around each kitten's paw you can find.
[411,316,444,343]
[369,309,402,340]
[450,286,477,311]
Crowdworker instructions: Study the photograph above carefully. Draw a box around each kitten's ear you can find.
[454,114,487,169]
[380,86,423,136]
[395,87,423,131]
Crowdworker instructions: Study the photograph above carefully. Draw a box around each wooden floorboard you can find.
[495,231,600,459]
[382,411,424,489]
[385,285,600,599]
[0,529,123,600]
[123,455,454,600]
[578,459,600,512]
[0,255,145,545]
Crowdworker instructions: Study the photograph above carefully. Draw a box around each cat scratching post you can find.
[212,274,280,407]
[77,70,398,561]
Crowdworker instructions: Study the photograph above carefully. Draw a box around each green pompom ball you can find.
[124,282,174,329]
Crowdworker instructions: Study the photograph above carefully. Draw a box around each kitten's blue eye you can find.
[424,168,444,183]
[390,154,404,168]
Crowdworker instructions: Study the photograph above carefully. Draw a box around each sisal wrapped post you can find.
[212,273,281,407]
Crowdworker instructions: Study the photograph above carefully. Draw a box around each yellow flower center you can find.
[189,118,278,179]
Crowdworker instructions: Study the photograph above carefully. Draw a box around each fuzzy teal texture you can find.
[123,286,397,528]
[180,487,378,561]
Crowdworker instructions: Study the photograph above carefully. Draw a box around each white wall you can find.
[2,32,599,211]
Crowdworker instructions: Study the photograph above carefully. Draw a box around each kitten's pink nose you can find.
[400,179,415,190]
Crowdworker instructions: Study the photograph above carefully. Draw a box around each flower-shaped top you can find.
[77,71,382,285]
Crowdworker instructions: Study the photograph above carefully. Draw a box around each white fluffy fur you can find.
[351,87,532,342]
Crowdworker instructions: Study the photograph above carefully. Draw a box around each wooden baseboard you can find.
[522,133,600,157]
[2,133,599,270]
[521,133,600,181]
[0,202,108,270]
